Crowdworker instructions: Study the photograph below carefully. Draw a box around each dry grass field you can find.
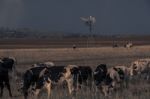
[0,37,150,48]
[0,45,150,99]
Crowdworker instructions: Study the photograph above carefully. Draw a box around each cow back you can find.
[47,66,66,82]
[78,66,92,84]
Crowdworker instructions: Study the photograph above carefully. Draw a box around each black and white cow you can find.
[22,66,47,99]
[30,65,93,98]
[113,65,132,88]
[22,65,72,99]
[0,57,16,97]
[32,65,87,98]
[94,64,124,96]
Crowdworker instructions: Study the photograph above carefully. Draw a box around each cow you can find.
[113,65,132,88]
[94,64,122,96]
[23,65,78,99]
[104,67,122,94]
[30,65,79,99]
[32,65,93,98]
[34,65,92,94]
[0,57,16,97]
[77,66,93,90]
[59,65,79,95]
[32,61,55,67]
[124,42,133,48]
[22,66,47,99]
[130,58,150,80]
[94,64,107,86]
[31,68,52,99]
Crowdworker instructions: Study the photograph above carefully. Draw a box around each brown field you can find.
[0,37,150,49]
[0,44,150,99]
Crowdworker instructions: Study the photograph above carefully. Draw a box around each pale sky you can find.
[0,0,150,34]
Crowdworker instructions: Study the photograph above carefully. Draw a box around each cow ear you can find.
[113,67,118,71]
[133,64,137,69]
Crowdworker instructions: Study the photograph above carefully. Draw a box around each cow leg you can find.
[0,83,4,97]
[146,72,150,81]
[23,84,31,99]
[24,91,28,99]
[22,86,30,99]
[66,80,72,94]
[100,85,109,96]
[34,89,40,99]
[66,79,75,95]
[5,82,12,97]
[125,78,129,88]
[46,83,51,99]
[87,78,93,91]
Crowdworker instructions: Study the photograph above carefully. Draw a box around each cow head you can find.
[61,65,79,94]
[1,57,16,71]
[130,61,141,76]
[94,64,107,86]
[113,67,125,80]
[61,65,79,79]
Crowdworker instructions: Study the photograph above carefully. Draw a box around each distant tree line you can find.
[0,27,150,40]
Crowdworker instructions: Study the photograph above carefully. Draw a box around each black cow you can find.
[93,64,107,86]
[0,57,16,97]
[77,66,93,90]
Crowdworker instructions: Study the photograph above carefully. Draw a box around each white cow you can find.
[130,58,150,80]
[124,42,133,48]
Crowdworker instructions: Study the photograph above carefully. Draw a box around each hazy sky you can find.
[0,0,150,34]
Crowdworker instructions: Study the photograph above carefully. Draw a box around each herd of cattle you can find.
[0,57,150,99]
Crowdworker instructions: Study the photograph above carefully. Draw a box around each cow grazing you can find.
[0,57,16,97]
[32,70,51,99]
[113,65,132,88]
[130,58,150,80]
[25,65,78,99]
[102,67,124,93]
[32,65,82,99]
[94,64,122,96]
[33,65,93,98]
[22,66,48,99]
